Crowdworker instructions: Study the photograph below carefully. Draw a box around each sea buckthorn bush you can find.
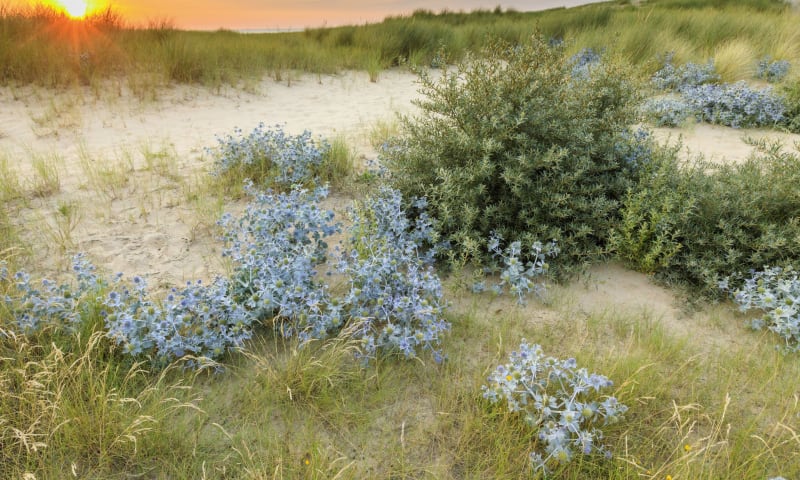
[723,266,800,352]
[780,80,800,133]
[384,36,642,273]
[611,141,690,275]
[615,140,800,296]
[483,341,627,473]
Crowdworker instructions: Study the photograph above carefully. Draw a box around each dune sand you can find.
[2,69,799,337]
[1,71,423,286]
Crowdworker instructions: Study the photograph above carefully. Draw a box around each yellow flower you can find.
[666,475,673,480]
[683,443,691,452]
[505,374,513,381]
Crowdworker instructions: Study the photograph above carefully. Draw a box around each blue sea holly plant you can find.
[645,53,787,129]
[210,123,330,190]
[483,341,627,473]
[219,184,341,338]
[722,266,800,352]
[219,183,449,361]
[681,81,785,129]
[568,47,603,79]
[641,96,695,127]
[650,53,719,91]
[4,185,452,367]
[472,232,559,305]
[756,56,790,83]
[6,253,103,334]
[103,274,252,368]
[337,187,449,361]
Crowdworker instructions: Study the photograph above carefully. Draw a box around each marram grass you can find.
[1,0,799,89]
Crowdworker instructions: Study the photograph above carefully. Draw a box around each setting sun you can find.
[54,0,88,18]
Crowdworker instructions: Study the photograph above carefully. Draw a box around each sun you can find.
[54,0,89,18]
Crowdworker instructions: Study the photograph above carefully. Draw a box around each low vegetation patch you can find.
[0,324,203,478]
[724,266,800,352]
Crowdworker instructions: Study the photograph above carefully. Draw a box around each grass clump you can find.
[318,133,356,188]
[0,328,205,479]
[0,329,201,478]
[384,35,642,273]
[28,151,61,198]
[0,208,15,251]
[0,154,25,203]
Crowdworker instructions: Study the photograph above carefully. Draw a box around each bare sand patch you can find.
[652,123,800,164]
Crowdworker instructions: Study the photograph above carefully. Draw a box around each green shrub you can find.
[383,36,642,273]
[611,142,691,274]
[780,79,800,133]
[615,140,800,296]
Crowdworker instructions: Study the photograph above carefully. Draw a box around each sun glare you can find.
[54,0,89,18]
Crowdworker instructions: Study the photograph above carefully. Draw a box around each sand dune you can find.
[2,69,799,321]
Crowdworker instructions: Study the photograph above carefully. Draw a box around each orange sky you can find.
[12,0,608,30]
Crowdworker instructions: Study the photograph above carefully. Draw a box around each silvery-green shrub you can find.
[384,36,642,274]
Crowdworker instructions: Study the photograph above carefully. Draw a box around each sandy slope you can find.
[1,69,799,337]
